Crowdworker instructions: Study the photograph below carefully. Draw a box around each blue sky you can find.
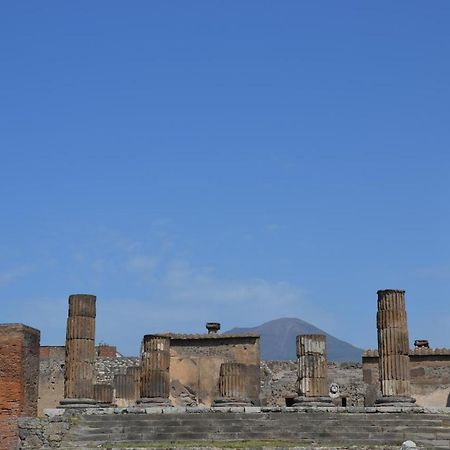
[1,2,449,356]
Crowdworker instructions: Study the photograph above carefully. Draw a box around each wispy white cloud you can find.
[126,256,157,274]
[415,265,450,279]
[162,259,304,311]
[0,264,34,287]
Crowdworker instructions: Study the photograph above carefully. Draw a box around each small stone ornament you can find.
[329,383,340,399]
[401,441,417,450]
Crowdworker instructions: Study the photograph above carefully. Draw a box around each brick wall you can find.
[96,345,117,358]
[0,324,40,450]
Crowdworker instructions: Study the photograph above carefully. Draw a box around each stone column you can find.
[376,289,415,406]
[138,335,171,406]
[293,334,332,406]
[93,384,113,405]
[126,366,141,403]
[60,294,97,407]
[214,362,252,407]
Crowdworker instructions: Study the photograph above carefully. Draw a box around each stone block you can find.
[162,406,186,414]
[145,407,163,414]
[244,406,261,413]
[43,408,65,418]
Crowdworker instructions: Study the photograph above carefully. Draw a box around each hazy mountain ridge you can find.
[226,317,363,362]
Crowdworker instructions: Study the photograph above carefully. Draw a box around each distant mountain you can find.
[226,317,363,362]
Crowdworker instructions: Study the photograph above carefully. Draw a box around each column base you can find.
[58,398,99,409]
[137,397,172,407]
[292,396,334,407]
[213,397,253,407]
[375,396,417,408]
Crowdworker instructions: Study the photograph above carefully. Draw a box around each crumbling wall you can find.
[260,361,365,406]
[94,357,139,384]
[38,347,139,413]
[168,334,260,406]
[363,349,450,407]
[0,324,40,450]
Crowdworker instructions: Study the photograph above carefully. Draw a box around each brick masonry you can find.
[0,324,40,450]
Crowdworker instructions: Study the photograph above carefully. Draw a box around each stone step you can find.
[58,413,450,449]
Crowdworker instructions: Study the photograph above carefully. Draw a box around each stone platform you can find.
[18,407,450,450]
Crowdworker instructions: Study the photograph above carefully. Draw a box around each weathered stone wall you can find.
[38,356,64,415]
[38,351,139,413]
[363,349,450,407]
[0,324,40,450]
[167,333,260,406]
[94,357,139,384]
[18,408,450,450]
[38,344,450,411]
[260,361,365,406]
[18,415,69,449]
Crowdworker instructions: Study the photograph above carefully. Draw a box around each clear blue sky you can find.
[1,2,449,356]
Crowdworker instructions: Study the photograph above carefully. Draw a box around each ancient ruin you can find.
[376,289,416,407]
[138,334,171,406]
[0,324,40,450]
[214,362,253,406]
[2,289,450,450]
[60,294,97,407]
[293,334,333,406]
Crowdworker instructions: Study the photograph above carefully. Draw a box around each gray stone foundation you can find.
[18,407,450,449]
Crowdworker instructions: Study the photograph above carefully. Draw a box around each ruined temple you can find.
[1,290,450,450]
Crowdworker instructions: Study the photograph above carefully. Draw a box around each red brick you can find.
[0,324,40,450]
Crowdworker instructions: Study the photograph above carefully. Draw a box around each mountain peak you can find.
[226,317,363,362]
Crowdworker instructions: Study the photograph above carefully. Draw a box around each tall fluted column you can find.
[138,335,171,406]
[376,289,415,406]
[214,362,252,407]
[60,294,97,407]
[293,334,332,406]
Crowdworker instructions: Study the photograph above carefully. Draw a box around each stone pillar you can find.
[214,363,252,407]
[93,384,113,405]
[138,335,171,406]
[126,366,141,402]
[293,334,332,406]
[376,289,415,406]
[60,294,97,407]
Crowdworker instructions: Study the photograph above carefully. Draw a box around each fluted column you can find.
[376,289,415,406]
[127,366,141,403]
[138,335,171,406]
[60,294,97,407]
[93,384,113,405]
[214,362,252,406]
[293,334,332,406]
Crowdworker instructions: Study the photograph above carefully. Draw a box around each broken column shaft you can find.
[293,334,332,406]
[61,294,97,407]
[93,384,114,405]
[376,289,415,406]
[138,335,171,406]
[214,362,252,407]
